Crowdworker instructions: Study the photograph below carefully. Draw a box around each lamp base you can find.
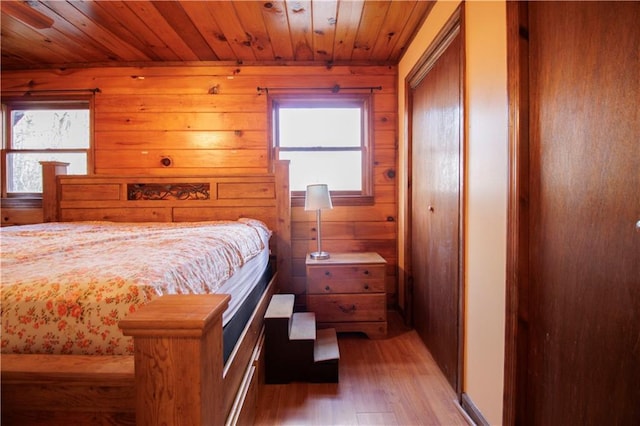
[309,251,330,260]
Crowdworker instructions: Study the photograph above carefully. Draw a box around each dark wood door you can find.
[525,2,640,424]
[410,29,462,391]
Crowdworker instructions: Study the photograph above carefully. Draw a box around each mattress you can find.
[0,219,272,356]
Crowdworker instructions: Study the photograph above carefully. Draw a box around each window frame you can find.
[1,96,93,199]
[269,93,374,207]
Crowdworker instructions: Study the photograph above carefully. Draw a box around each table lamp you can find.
[305,183,333,260]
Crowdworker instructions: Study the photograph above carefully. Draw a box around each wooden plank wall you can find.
[1,65,398,306]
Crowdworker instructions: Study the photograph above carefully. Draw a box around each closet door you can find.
[526,2,640,423]
[410,28,462,391]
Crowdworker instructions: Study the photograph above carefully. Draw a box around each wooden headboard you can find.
[40,160,292,291]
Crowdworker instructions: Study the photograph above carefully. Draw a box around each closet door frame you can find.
[404,5,466,396]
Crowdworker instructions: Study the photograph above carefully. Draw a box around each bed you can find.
[1,160,291,425]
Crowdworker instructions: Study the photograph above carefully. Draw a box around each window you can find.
[271,94,373,205]
[3,100,90,196]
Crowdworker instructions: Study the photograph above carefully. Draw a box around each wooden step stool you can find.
[264,294,340,384]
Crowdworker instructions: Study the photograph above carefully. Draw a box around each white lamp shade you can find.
[304,184,333,211]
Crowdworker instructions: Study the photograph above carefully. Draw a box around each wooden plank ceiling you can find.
[0,0,434,70]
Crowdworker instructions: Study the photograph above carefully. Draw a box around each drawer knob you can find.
[338,304,356,314]
[325,271,331,276]
[364,284,369,290]
[363,270,369,275]
[325,285,330,291]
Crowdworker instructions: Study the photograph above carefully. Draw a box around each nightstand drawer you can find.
[307,264,385,282]
[307,278,385,294]
[307,294,386,323]
[306,252,387,338]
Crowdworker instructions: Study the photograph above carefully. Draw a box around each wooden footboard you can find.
[2,274,276,425]
[120,294,230,425]
[1,355,136,425]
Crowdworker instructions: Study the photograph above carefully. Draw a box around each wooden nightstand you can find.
[306,252,387,338]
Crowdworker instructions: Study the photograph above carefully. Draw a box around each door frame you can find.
[504,2,529,424]
[404,5,466,396]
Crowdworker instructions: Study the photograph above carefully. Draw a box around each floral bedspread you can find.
[0,219,270,355]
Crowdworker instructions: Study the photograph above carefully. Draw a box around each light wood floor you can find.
[255,312,470,425]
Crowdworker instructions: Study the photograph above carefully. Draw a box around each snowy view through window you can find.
[8,109,89,193]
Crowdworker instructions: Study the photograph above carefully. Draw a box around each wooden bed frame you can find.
[1,161,291,425]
